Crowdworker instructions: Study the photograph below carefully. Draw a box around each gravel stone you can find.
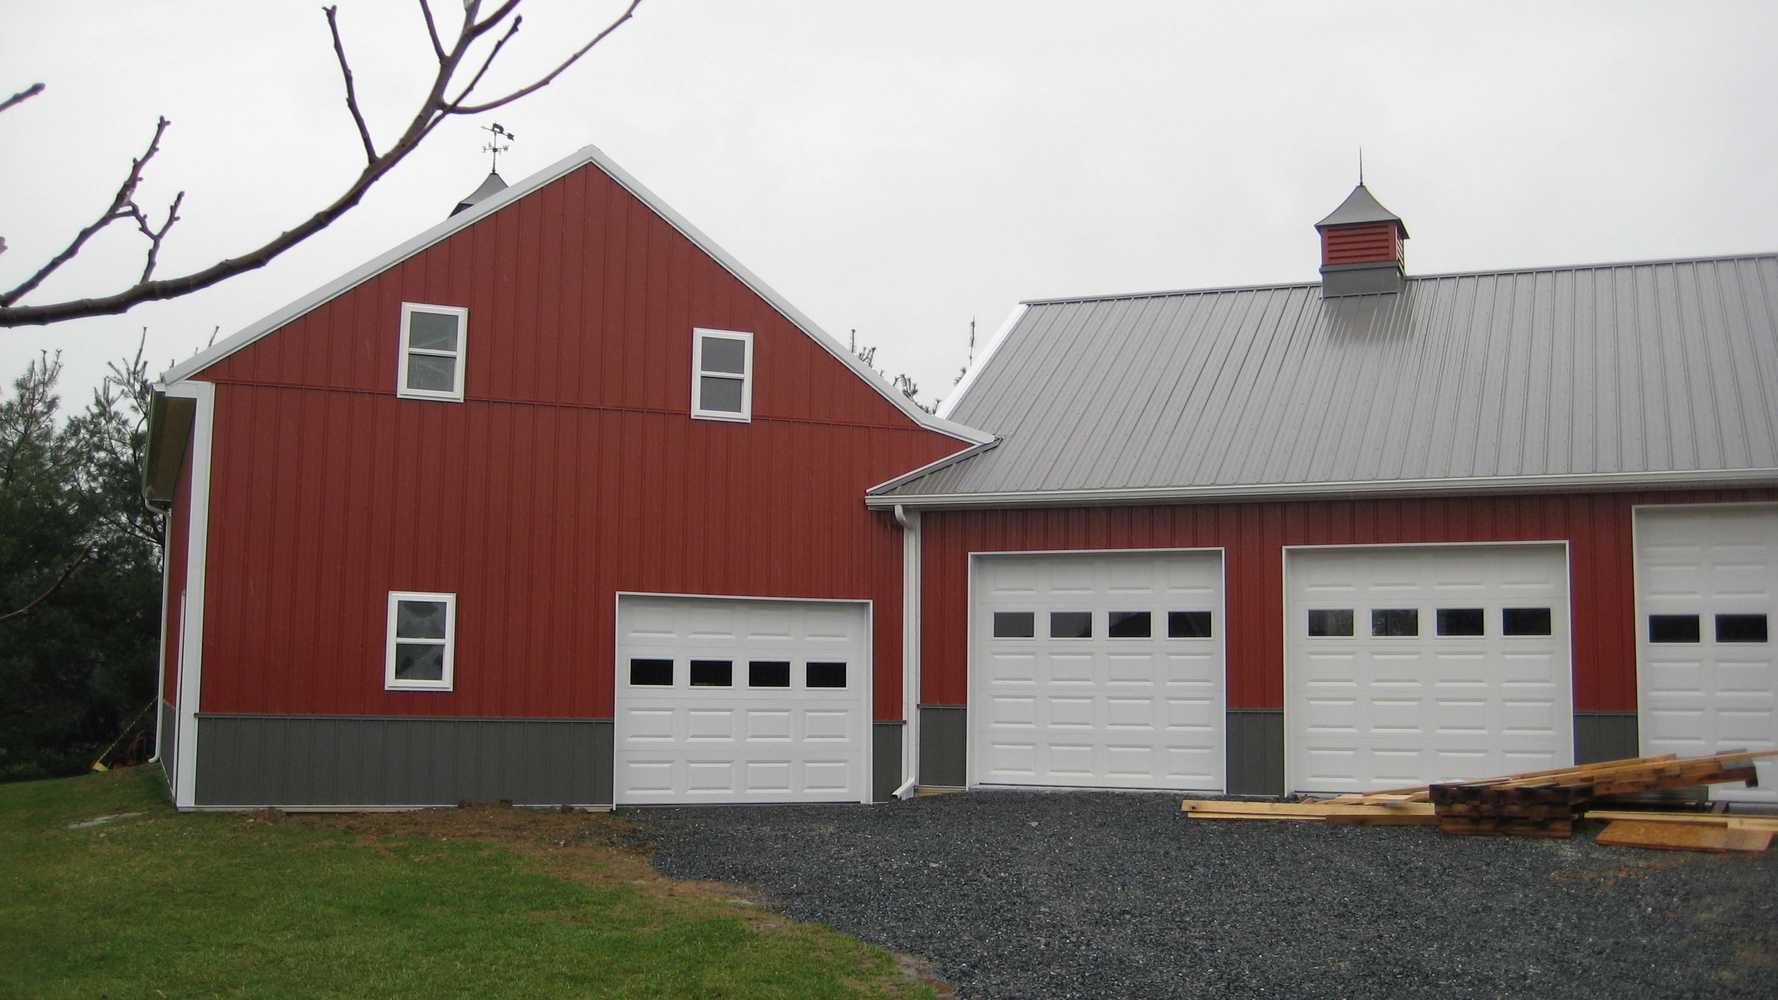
[634,790,1778,1000]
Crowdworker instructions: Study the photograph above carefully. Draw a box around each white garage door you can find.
[614,595,870,805]
[972,550,1225,791]
[1286,544,1573,794]
[1637,505,1778,803]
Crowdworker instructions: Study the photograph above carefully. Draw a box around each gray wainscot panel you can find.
[1574,712,1638,765]
[918,705,967,787]
[193,715,613,808]
[1227,709,1284,797]
[872,721,904,803]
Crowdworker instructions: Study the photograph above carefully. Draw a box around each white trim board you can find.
[938,303,1027,421]
[162,379,215,810]
[867,468,1778,509]
[159,143,992,447]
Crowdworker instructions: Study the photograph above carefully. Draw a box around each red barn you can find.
[147,154,1778,809]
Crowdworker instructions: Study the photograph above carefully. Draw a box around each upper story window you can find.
[385,591,456,691]
[692,328,753,422]
[398,303,468,401]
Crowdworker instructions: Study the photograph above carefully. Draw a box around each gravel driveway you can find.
[636,790,1778,1000]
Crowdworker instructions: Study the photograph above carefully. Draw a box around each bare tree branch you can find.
[0,117,170,308]
[1,83,44,116]
[324,5,378,165]
[0,1,645,328]
[0,548,90,625]
[417,0,447,61]
[448,0,642,115]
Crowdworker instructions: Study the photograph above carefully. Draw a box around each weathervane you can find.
[482,122,516,173]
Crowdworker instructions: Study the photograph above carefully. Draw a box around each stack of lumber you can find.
[1181,749,1778,850]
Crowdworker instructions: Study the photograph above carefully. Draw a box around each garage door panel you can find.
[973,551,1225,792]
[614,596,869,805]
[1287,544,1574,793]
[1637,506,1778,803]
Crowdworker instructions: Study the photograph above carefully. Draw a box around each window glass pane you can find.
[992,612,1034,638]
[1717,614,1769,643]
[393,642,444,681]
[806,661,847,688]
[406,352,458,392]
[630,658,672,685]
[1503,607,1552,636]
[749,660,790,687]
[1436,608,1485,637]
[1049,611,1093,638]
[700,335,746,375]
[1648,614,1700,643]
[1307,609,1353,637]
[690,659,732,687]
[1372,609,1419,637]
[699,375,744,413]
[1168,611,1213,638]
[1108,611,1151,638]
[396,600,448,639]
[407,310,459,351]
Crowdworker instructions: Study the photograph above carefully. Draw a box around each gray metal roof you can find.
[1316,182,1408,235]
[875,253,1778,504]
[452,170,508,216]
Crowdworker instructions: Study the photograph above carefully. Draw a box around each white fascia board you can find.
[937,303,1027,421]
[865,438,1000,497]
[864,467,1778,510]
[160,145,993,447]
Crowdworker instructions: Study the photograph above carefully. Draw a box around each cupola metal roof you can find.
[452,170,508,216]
[1315,182,1408,236]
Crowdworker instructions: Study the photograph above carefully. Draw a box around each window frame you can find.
[396,302,469,402]
[384,590,457,692]
[691,327,754,422]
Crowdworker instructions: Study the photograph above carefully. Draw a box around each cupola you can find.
[1315,182,1408,297]
[451,170,508,217]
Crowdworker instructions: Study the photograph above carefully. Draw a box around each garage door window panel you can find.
[993,612,1035,638]
[1307,609,1354,637]
[1649,614,1701,643]
[1503,607,1553,636]
[630,658,674,686]
[1436,608,1485,637]
[690,660,733,686]
[1372,608,1419,637]
[1050,611,1094,638]
[807,661,847,688]
[1168,611,1214,638]
[1716,614,1768,643]
[748,660,790,687]
[1108,611,1152,638]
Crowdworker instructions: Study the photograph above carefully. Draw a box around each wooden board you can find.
[1180,799,1436,825]
[1583,810,1778,832]
[1596,820,1774,853]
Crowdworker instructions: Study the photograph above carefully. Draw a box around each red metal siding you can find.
[919,489,1778,712]
[1320,222,1400,266]
[189,163,963,720]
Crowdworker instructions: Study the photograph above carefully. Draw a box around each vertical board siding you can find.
[920,489,1778,712]
[189,163,965,721]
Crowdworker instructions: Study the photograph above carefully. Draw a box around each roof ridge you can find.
[1021,250,1778,308]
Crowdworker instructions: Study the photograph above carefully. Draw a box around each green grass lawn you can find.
[0,768,936,999]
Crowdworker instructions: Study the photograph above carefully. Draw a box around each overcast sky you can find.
[4,1,1776,410]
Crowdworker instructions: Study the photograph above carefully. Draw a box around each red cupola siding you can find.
[1314,182,1409,296]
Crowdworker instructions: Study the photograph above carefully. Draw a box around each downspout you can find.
[892,503,920,799]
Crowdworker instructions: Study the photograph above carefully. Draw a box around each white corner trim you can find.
[395,302,469,402]
[158,143,993,446]
[895,505,921,793]
[163,379,214,810]
[384,591,458,692]
[690,327,754,423]
[865,467,1778,510]
[152,515,171,762]
[937,302,1027,420]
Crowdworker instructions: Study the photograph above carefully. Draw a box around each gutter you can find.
[865,467,1778,511]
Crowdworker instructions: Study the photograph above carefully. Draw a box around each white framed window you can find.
[691,327,753,422]
[385,591,456,691]
[397,303,469,401]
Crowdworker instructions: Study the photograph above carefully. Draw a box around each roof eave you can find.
[864,468,1778,510]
